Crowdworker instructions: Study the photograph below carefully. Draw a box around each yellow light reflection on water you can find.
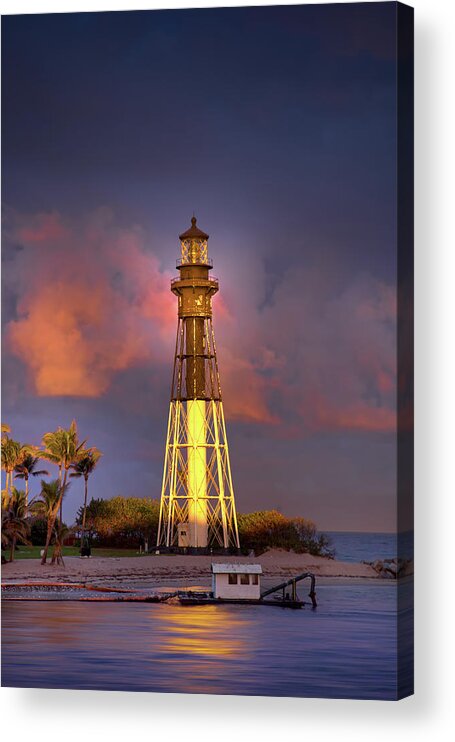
[150,604,254,693]
[159,604,246,657]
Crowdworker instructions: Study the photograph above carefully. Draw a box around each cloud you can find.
[3,208,397,434]
[10,282,146,396]
[258,268,397,433]
[15,212,69,244]
[6,208,174,397]
[218,348,280,425]
[301,393,396,434]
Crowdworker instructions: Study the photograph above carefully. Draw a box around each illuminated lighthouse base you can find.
[158,394,239,550]
[157,218,240,551]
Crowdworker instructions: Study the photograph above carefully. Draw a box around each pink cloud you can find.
[7,208,174,397]
[16,212,68,244]
[5,209,397,434]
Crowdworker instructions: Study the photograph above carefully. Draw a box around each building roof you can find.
[179,216,209,241]
[211,563,262,574]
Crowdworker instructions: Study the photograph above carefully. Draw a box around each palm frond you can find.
[34,479,70,519]
[14,454,50,479]
[2,438,35,474]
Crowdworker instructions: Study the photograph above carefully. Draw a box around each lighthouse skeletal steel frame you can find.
[157,218,240,550]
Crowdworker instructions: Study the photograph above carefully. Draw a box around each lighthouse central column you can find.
[185,316,208,547]
[187,400,207,547]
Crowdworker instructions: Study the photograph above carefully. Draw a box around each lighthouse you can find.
[157,218,240,551]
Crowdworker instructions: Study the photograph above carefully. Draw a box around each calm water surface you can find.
[327,531,414,563]
[2,581,413,699]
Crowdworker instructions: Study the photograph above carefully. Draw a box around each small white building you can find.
[177,523,190,547]
[211,563,262,600]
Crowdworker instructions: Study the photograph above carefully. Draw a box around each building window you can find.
[252,574,259,585]
[240,574,249,585]
[228,573,238,585]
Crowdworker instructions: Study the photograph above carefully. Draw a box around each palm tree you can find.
[14,454,50,505]
[70,448,102,553]
[1,488,9,511]
[41,421,87,521]
[51,522,72,566]
[1,488,31,562]
[1,422,11,437]
[41,429,65,483]
[2,437,21,498]
[1,437,34,499]
[33,479,69,565]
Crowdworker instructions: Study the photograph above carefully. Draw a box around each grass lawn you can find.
[2,545,143,560]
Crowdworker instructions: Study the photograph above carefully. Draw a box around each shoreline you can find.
[1,550,411,588]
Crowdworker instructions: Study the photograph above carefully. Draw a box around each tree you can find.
[70,448,102,551]
[14,454,49,505]
[1,436,34,500]
[41,428,65,482]
[51,522,72,566]
[1,488,9,511]
[2,437,20,496]
[1,488,31,562]
[32,479,69,565]
[29,516,48,546]
[78,497,160,547]
[237,509,335,557]
[291,517,335,558]
[237,510,299,553]
[41,421,87,521]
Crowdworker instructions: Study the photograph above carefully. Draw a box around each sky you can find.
[2,3,401,531]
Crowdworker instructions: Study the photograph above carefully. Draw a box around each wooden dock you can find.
[177,594,306,609]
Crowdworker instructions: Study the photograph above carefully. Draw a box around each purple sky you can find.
[1,4,402,531]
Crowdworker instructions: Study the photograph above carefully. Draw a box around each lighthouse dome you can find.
[179,216,209,241]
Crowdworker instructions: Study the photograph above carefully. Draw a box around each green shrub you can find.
[238,510,334,558]
[77,497,334,557]
[77,497,159,547]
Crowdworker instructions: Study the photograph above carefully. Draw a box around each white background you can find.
[1,0,454,740]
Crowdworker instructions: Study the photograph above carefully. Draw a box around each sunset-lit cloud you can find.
[10,282,149,396]
[4,209,396,434]
[6,208,174,397]
[301,393,396,433]
[16,211,69,244]
[232,267,397,434]
[218,348,280,425]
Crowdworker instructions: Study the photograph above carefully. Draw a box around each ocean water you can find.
[1,581,413,699]
[1,532,414,699]
[327,530,414,563]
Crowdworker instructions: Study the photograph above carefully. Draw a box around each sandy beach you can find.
[1,549,385,588]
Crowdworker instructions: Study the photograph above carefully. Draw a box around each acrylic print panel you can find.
[1,2,414,700]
